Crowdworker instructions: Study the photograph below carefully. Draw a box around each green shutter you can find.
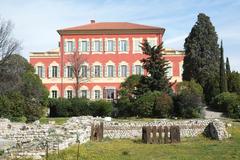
[48,66,52,78]
[87,40,90,52]
[118,65,121,77]
[113,65,116,77]
[100,65,103,77]
[64,41,66,52]
[78,40,81,51]
[132,64,135,75]
[91,65,95,78]
[73,41,76,52]
[42,66,45,78]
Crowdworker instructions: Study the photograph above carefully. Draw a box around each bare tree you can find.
[68,51,89,98]
[0,17,20,65]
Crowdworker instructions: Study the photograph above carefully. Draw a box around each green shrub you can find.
[70,98,90,116]
[114,96,134,117]
[174,80,204,118]
[134,91,159,117]
[212,92,240,118]
[89,100,113,117]
[154,93,173,118]
[49,98,71,117]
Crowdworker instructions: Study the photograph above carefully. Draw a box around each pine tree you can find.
[219,40,227,92]
[136,40,173,95]
[182,13,220,103]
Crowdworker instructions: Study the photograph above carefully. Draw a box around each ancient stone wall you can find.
[0,117,229,159]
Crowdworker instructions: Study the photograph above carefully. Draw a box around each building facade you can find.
[29,21,184,100]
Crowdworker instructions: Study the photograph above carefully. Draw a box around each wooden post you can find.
[152,126,157,144]
[164,126,169,144]
[170,126,181,143]
[99,122,104,141]
[158,126,163,144]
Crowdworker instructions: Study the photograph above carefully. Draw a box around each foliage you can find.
[120,75,141,98]
[0,92,26,122]
[153,93,173,118]
[212,92,240,118]
[227,71,240,94]
[174,80,204,118]
[133,91,156,117]
[89,100,113,117]
[219,41,227,93]
[69,98,90,116]
[226,57,231,90]
[0,54,48,122]
[182,13,220,104]
[49,98,112,117]
[114,96,134,117]
[136,40,173,96]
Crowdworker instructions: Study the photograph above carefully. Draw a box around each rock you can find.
[104,117,112,122]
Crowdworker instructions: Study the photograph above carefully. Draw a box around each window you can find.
[37,66,43,78]
[67,90,72,99]
[133,39,141,52]
[121,65,127,77]
[94,65,100,77]
[67,66,73,78]
[67,41,74,52]
[81,41,88,52]
[106,89,115,100]
[52,66,58,78]
[148,38,157,47]
[120,40,127,52]
[166,64,172,77]
[81,90,87,98]
[94,40,100,51]
[81,65,87,78]
[107,40,114,52]
[94,90,100,99]
[135,65,142,75]
[52,90,57,98]
[107,65,114,77]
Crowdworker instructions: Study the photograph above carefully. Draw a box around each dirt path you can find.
[203,106,224,119]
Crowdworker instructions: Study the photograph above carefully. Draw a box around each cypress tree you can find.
[226,57,231,90]
[182,13,220,103]
[219,40,227,92]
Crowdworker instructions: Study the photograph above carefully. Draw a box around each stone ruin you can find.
[0,117,230,159]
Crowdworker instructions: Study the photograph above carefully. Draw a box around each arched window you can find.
[118,61,129,78]
[79,85,89,99]
[132,60,144,75]
[64,86,74,99]
[49,86,60,98]
[92,85,102,100]
[34,62,45,78]
[105,61,116,78]
[91,62,103,78]
[48,61,60,78]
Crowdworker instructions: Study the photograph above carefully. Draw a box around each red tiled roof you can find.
[59,22,163,31]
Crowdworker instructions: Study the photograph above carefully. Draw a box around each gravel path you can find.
[204,106,223,119]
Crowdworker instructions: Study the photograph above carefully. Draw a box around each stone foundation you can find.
[0,117,229,159]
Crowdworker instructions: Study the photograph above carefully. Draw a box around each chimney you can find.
[90,20,95,24]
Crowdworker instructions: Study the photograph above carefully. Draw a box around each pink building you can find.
[29,20,184,100]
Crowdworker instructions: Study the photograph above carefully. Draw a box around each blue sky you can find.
[0,0,239,71]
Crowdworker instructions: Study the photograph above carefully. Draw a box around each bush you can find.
[114,96,134,117]
[134,91,156,117]
[154,93,173,118]
[174,80,204,118]
[212,92,240,118]
[70,98,90,116]
[89,100,113,117]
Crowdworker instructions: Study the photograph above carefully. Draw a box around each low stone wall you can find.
[0,117,230,159]
[103,119,228,139]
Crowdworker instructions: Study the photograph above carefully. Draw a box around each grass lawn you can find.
[39,117,69,125]
[38,120,240,160]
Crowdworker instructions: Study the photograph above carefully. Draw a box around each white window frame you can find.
[92,38,103,54]
[147,37,158,47]
[118,38,129,54]
[78,38,90,54]
[166,62,173,78]
[105,38,116,54]
[133,38,143,54]
[64,39,76,54]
